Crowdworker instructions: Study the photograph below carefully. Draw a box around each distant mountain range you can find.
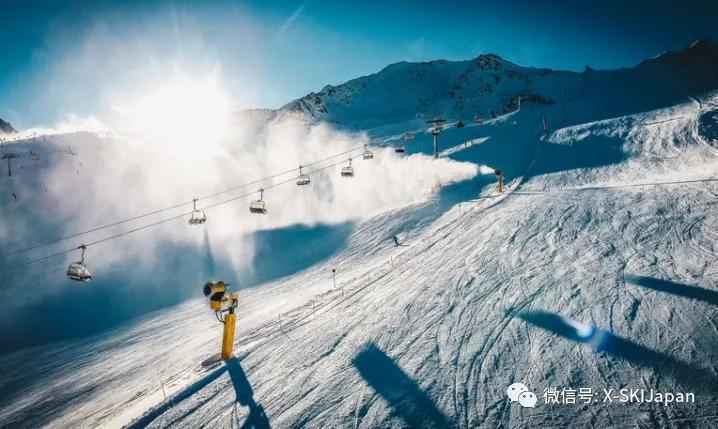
[273,40,718,131]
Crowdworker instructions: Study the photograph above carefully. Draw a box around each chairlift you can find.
[296,165,311,186]
[189,198,207,225]
[250,188,267,214]
[428,118,446,134]
[396,133,413,153]
[340,158,354,177]
[362,144,374,160]
[66,245,92,282]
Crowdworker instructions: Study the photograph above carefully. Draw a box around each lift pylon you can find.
[427,118,446,158]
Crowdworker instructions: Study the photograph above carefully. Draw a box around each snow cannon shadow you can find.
[126,364,229,429]
[698,108,718,144]
[625,275,718,306]
[246,222,353,286]
[517,311,718,395]
[226,357,271,429]
[444,134,535,180]
[352,343,451,428]
[436,174,496,209]
[0,223,350,353]
[528,134,625,178]
[0,240,215,354]
[441,119,624,182]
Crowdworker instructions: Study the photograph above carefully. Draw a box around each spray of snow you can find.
[478,165,496,175]
[2,109,477,306]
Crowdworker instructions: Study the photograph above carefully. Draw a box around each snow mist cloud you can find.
[3,112,477,309]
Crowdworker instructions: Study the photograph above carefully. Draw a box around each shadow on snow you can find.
[353,342,451,428]
[625,274,718,307]
[518,310,718,395]
[126,357,269,429]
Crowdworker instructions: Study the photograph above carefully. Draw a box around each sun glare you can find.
[114,75,232,156]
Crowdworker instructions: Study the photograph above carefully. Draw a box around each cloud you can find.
[20,114,111,137]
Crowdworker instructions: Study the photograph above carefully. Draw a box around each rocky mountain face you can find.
[278,40,718,131]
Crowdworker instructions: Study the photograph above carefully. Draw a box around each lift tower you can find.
[1,153,18,177]
[427,118,446,158]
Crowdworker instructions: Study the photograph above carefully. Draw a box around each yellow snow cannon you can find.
[495,169,504,193]
[203,281,239,360]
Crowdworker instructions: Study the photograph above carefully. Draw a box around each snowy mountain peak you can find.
[278,40,718,131]
[640,39,718,67]
[472,53,512,70]
[688,38,716,50]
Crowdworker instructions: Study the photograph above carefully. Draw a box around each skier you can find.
[392,235,408,247]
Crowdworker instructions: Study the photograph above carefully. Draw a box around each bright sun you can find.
[114,75,232,156]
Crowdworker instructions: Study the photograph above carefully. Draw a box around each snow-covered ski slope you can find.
[2,42,718,428]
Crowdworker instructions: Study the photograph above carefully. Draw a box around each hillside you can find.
[1,41,718,428]
[280,40,718,134]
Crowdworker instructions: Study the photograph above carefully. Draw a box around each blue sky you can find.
[1,0,717,128]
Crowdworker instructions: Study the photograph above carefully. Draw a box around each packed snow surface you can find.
[1,43,718,428]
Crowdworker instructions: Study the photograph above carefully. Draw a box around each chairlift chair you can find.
[427,118,446,134]
[340,158,354,177]
[296,165,311,186]
[396,133,413,153]
[189,198,207,225]
[250,189,267,214]
[362,144,374,160]
[66,245,92,282]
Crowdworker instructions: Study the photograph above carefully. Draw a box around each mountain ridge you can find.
[276,40,718,130]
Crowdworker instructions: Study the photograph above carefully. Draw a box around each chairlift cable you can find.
[15,156,354,268]
[4,145,367,256]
